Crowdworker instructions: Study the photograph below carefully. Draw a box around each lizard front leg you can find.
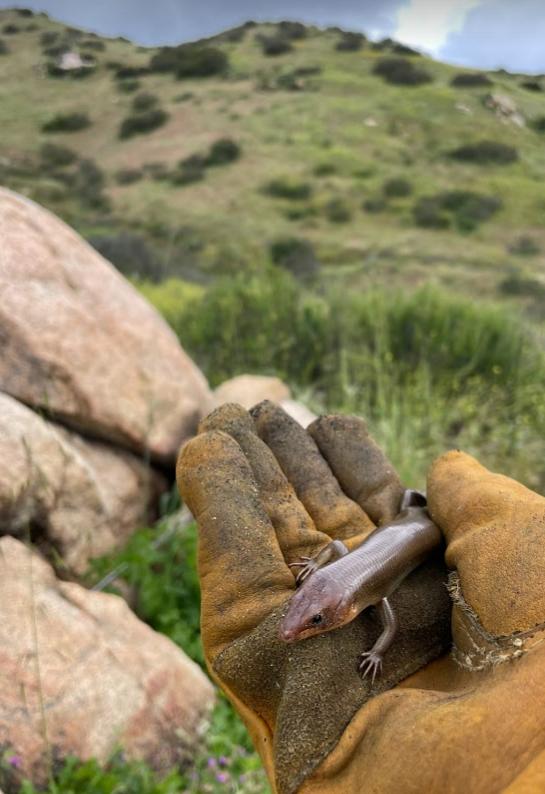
[288,539,349,586]
[358,597,398,683]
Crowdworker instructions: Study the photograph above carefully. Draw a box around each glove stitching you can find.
[447,572,545,671]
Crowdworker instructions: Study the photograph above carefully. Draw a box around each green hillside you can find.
[1,7,545,311]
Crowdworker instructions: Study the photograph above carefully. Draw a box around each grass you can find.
[1,10,545,304]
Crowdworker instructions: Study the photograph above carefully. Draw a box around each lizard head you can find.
[279,571,358,642]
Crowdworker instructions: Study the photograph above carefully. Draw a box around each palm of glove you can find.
[178,402,451,794]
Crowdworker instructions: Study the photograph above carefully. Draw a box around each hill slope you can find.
[1,8,545,312]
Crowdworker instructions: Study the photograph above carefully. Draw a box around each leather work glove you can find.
[177,401,545,794]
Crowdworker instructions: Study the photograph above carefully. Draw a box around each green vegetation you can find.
[257,33,293,57]
[40,142,78,167]
[205,138,241,166]
[264,177,312,200]
[413,190,502,231]
[451,72,492,87]
[448,140,518,164]
[383,176,413,197]
[335,31,365,51]
[119,108,168,139]
[372,56,432,85]
[149,43,229,78]
[42,111,91,133]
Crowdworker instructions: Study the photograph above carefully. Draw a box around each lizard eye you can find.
[311,614,323,625]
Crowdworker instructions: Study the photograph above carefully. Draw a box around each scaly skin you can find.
[279,490,442,680]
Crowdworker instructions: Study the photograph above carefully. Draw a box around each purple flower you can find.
[218,755,229,767]
[215,771,229,784]
[207,757,217,769]
[8,755,22,769]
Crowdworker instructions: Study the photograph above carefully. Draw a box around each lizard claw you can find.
[288,557,319,586]
[358,651,383,684]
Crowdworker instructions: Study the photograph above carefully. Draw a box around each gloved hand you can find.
[177,401,545,794]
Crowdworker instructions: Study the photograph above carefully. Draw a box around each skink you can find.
[279,490,443,682]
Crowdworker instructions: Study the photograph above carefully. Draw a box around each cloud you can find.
[392,0,482,55]
[0,0,403,45]
[440,0,545,73]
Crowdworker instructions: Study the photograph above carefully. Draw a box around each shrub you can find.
[363,197,387,213]
[277,21,307,39]
[325,197,352,223]
[115,167,143,185]
[390,42,419,56]
[413,190,501,231]
[258,34,293,56]
[373,57,432,85]
[508,235,540,256]
[530,115,545,132]
[114,65,149,79]
[3,24,20,35]
[172,154,206,185]
[451,72,492,87]
[448,140,518,164]
[119,108,168,139]
[117,78,140,93]
[89,232,165,281]
[499,271,545,298]
[270,237,320,281]
[75,159,110,210]
[40,142,78,168]
[521,80,542,92]
[132,91,158,112]
[80,39,106,51]
[383,177,412,197]
[0,39,9,55]
[313,162,336,176]
[335,31,365,51]
[149,44,229,78]
[40,31,59,46]
[15,7,34,16]
[42,111,91,132]
[205,138,241,166]
[264,177,312,200]
[144,161,171,181]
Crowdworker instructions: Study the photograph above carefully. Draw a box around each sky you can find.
[1,0,544,73]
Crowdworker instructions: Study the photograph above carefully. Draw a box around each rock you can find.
[0,536,214,785]
[214,374,291,409]
[280,399,317,428]
[484,93,525,127]
[0,392,165,573]
[0,188,213,463]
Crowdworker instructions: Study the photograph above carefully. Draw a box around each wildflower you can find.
[8,755,22,769]
[215,771,229,783]
[218,755,229,767]
[207,757,217,769]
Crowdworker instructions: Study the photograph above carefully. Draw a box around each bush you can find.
[313,162,336,176]
[270,237,320,280]
[363,197,387,213]
[3,24,20,35]
[132,91,158,112]
[335,32,365,51]
[373,57,432,86]
[390,42,419,56]
[508,235,540,256]
[521,80,542,92]
[15,7,34,15]
[119,108,169,139]
[115,167,143,185]
[277,21,307,39]
[499,271,545,298]
[75,159,109,210]
[89,232,165,280]
[448,140,518,164]
[144,161,171,181]
[264,177,312,200]
[41,111,91,132]
[325,197,352,223]
[149,44,229,78]
[383,177,412,197]
[40,31,59,46]
[530,116,545,132]
[413,190,501,231]
[206,138,241,166]
[117,78,140,93]
[40,142,78,168]
[257,34,293,56]
[0,39,9,55]
[80,39,106,51]
[114,64,149,79]
[172,154,206,185]
[451,72,492,87]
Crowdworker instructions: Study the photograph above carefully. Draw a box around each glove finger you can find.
[199,403,330,565]
[250,401,375,544]
[427,450,545,637]
[307,414,405,526]
[177,430,293,661]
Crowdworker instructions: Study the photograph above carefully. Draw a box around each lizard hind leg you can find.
[288,539,349,586]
